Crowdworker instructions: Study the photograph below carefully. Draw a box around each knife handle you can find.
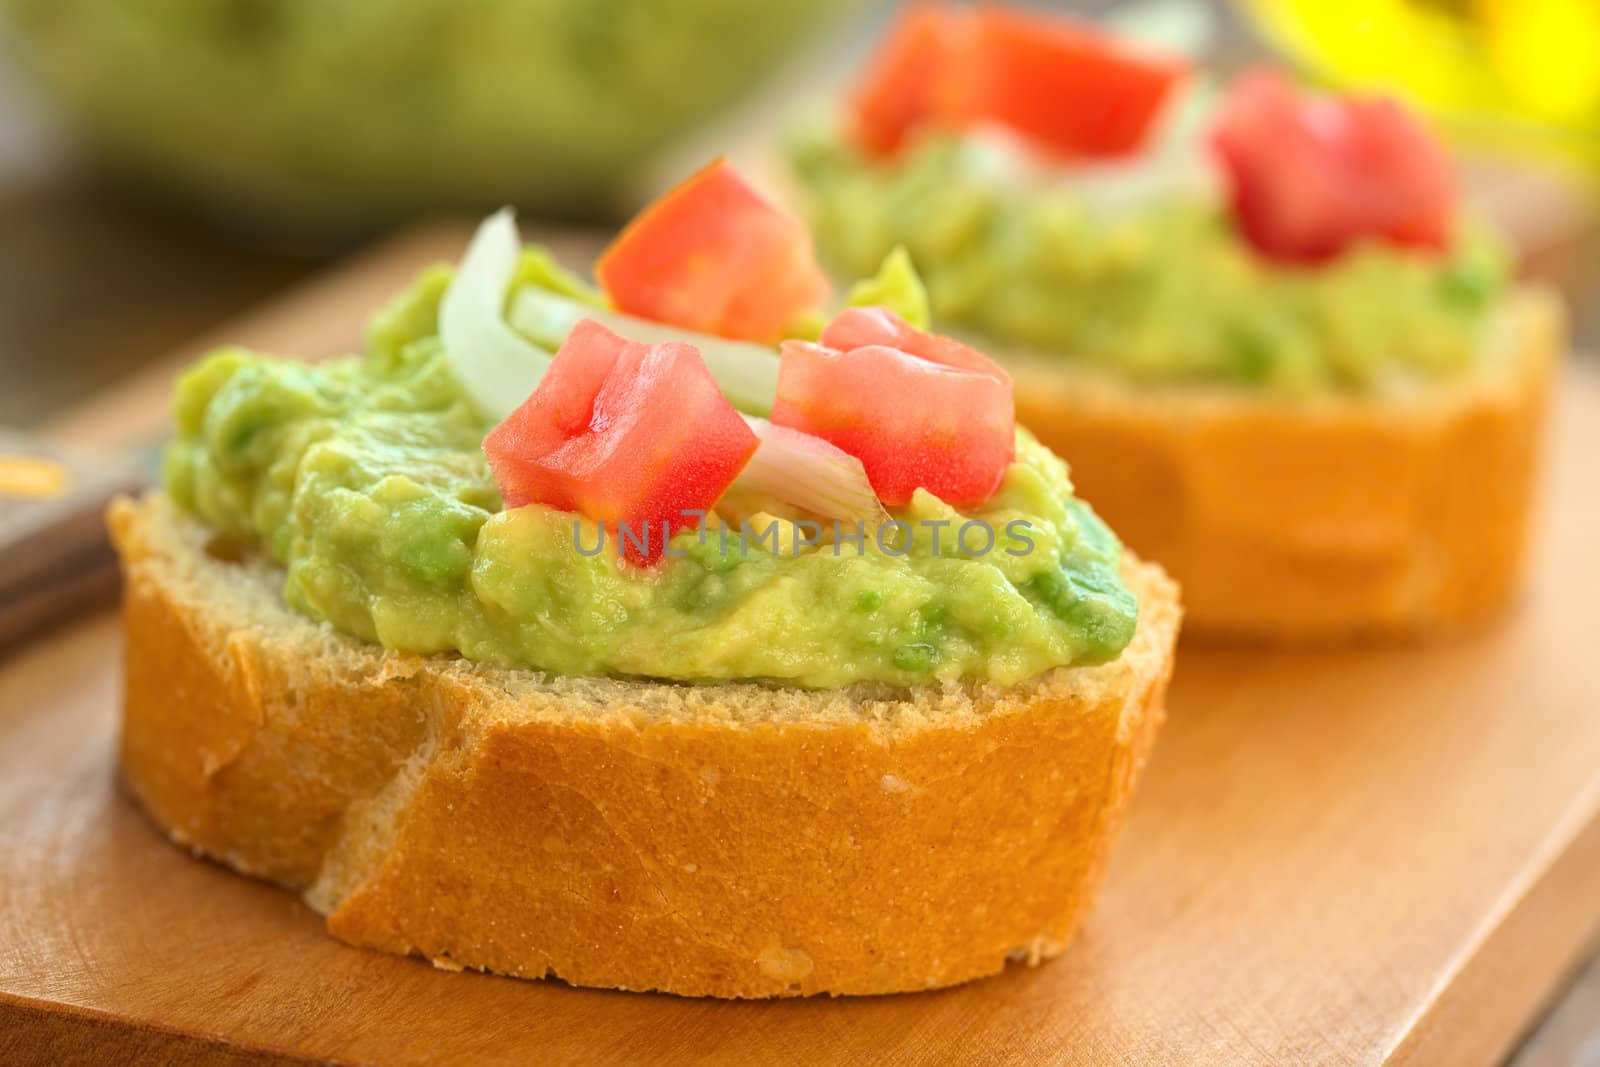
[0,431,151,650]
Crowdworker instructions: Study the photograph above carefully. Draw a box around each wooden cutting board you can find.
[3,224,1599,1066]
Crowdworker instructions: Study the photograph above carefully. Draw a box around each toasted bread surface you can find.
[1012,287,1562,641]
[111,493,1180,997]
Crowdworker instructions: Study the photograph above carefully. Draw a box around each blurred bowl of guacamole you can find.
[0,0,847,239]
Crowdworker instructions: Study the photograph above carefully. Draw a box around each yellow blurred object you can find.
[0,455,70,499]
[1240,0,1600,164]
[1482,0,1600,122]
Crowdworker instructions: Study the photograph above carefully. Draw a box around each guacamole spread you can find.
[163,258,1137,689]
[790,130,1508,392]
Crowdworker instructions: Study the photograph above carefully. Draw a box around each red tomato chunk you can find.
[847,3,1187,160]
[596,158,830,344]
[483,320,759,564]
[1211,68,1457,264]
[848,3,958,157]
[773,308,1014,508]
[943,7,1188,159]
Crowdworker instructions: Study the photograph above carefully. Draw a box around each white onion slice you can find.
[439,208,551,421]
[509,287,780,417]
[735,417,885,523]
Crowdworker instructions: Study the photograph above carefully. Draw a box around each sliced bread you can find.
[111,492,1181,997]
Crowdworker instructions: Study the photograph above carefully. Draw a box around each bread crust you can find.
[111,494,1180,997]
[1012,287,1563,641]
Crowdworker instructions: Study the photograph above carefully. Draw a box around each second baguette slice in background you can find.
[1014,287,1562,641]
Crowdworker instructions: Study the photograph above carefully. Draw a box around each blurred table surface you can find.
[1,34,1599,1067]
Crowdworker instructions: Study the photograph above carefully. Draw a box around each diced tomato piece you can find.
[1211,68,1457,263]
[772,307,1014,507]
[595,159,831,344]
[483,319,759,564]
[848,4,965,157]
[938,7,1189,159]
[819,304,1008,378]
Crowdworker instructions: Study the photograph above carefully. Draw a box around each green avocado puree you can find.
[163,255,1137,689]
[790,130,1509,392]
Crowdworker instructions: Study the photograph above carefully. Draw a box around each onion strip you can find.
[735,417,885,523]
[439,209,551,421]
[509,287,780,417]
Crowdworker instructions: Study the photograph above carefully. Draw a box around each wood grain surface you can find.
[2,227,1599,1066]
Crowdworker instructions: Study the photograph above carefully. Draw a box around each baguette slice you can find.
[1011,286,1563,642]
[110,492,1181,998]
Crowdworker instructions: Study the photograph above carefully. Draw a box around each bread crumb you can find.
[756,944,814,984]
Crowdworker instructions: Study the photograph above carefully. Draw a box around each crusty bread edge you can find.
[111,493,1181,997]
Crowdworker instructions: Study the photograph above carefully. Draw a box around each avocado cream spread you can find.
[164,256,1138,689]
[790,130,1508,392]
